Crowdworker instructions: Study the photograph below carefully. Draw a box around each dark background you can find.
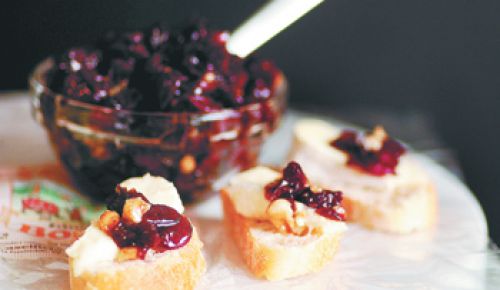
[2,1,499,242]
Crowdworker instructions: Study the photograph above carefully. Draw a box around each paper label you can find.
[0,164,103,260]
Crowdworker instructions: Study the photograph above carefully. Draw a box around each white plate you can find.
[0,93,490,289]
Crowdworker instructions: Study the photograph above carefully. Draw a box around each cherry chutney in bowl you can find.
[30,23,287,203]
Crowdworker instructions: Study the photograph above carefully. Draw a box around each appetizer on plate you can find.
[66,174,205,290]
[221,161,347,281]
[290,119,437,234]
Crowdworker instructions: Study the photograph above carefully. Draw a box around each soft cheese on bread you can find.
[224,166,280,219]
[66,174,205,290]
[66,224,119,277]
[290,119,437,233]
[222,162,346,280]
[66,174,185,273]
[225,166,345,235]
[120,173,184,213]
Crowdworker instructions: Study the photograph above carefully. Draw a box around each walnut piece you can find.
[122,197,151,224]
[98,210,120,232]
[267,199,309,236]
[116,247,139,262]
[361,125,387,151]
[179,155,197,174]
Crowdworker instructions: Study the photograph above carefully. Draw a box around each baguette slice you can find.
[67,174,205,290]
[69,230,205,290]
[221,168,346,281]
[340,182,437,233]
[290,119,437,234]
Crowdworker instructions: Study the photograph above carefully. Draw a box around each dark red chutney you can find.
[35,21,284,202]
[46,22,280,112]
[104,187,192,259]
[330,130,406,176]
[265,162,345,221]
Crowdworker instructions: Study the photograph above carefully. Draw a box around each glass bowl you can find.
[30,58,287,203]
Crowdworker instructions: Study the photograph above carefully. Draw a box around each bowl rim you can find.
[29,57,287,121]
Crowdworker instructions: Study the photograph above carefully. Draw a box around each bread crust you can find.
[221,190,343,281]
[69,230,205,290]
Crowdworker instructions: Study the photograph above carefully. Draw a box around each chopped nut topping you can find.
[294,215,305,228]
[267,199,293,234]
[98,210,120,232]
[360,125,387,151]
[267,200,309,236]
[122,197,151,224]
[116,247,139,262]
[334,205,346,216]
[179,155,197,174]
[108,80,129,97]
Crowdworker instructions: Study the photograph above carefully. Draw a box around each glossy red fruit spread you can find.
[330,129,405,176]
[104,186,192,259]
[46,21,280,112]
[39,21,284,203]
[265,162,345,221]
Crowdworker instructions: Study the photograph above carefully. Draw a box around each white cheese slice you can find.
[66,224,119,276]
[120,173,184,213]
